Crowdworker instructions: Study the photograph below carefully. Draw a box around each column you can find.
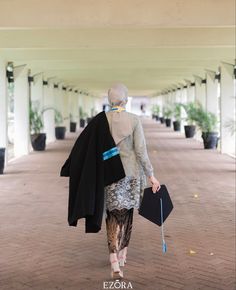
[43,80,55,143]
[180,87,188,133]
[206,70,218,115]
[194,74,206,108]
[62,88,70,131]
[69,90,79,123]
[94,96,103,114]
[31,73,43,107]
[159,95,164,117]
[184,79,195,103]
[14,65,30,157]
[54,83,64,125]
[220,62,235,155]
[193,75,207,141]
[0,58,8,163]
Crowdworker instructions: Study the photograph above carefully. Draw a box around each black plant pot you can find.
[184,125,196,138]
[80,119,85,128]
[87,117,92,124]
[165,118,171,127]
[160,117,165,124]
[173,121,181,131]
[201,132,218,149]
[70,122,77,132]
[0,148,5,174]
[155,115,159,121]
[31,133,46,151]
[55,127,66,140]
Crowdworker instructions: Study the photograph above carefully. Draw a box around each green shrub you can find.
[173,103,182,122]
[182,102,199,125]
[29,106,43,134]
[163,105,172,118]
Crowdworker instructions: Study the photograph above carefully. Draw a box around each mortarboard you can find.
[138,184,174,253]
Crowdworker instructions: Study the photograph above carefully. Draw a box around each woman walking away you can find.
[104,84,161,279]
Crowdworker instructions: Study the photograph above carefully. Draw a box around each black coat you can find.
[60,111,126,233]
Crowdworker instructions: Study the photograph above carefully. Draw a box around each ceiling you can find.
[0,0,235,97]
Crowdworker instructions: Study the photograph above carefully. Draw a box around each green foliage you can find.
[182,102,199,125]
[163,105,172,118]
[173,103,182,122]
[151,104,160,115]
[195,107,218,132]
[55,110,64,126]
[79,106,88,119]
[69,113,74,122]
[29,102,64,132]
[182,102,218,132]
[29,103,43,134]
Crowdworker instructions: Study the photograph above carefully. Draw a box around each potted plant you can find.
[163,106,172,127]
[79,106,86,128]
[173,103,182,131]
[182,102,198,138]
[195,106,219,149]
[151,105,155,119]
[55,110,66,139]
[87,117,92,123]
[69,113,77,132]
[0,147,5,174]
[151,105,160,121]
[153,105,160,121]
[29,105,46,151]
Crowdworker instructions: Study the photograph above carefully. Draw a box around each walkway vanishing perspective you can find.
[0,117,235,290]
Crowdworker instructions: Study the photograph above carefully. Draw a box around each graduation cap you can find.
[138,184,174,253]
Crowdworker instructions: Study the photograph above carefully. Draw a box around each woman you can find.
[104,84,161,279]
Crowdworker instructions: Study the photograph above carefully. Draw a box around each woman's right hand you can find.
[148,176,161,193]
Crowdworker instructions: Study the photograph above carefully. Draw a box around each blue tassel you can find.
[160,198,167,254]
[162,242,167,253]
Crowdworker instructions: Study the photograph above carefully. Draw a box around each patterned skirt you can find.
[104,175,147,212]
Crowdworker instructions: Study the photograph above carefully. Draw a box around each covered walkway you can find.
[1,118,235,290]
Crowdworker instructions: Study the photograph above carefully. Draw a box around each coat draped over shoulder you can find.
[60,111,126,233]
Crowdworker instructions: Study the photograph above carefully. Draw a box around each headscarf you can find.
[107,83,133,145]
[108,83,128,107]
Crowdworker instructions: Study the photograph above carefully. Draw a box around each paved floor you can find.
[0,117,235,290]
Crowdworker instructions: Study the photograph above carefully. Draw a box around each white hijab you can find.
[107,84,133,145]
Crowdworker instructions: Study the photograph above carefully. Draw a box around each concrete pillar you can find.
[31,73,43,107]
[62,88,70,131]
[0,59,8,163]
[69,90,79,123]
[187,85,195,103]
[83,95,90,117]
[220,62,235,155]
[158,95,162,116]
[184,79,195,103]
[94,96,103,114]
[78,94,83,123]
[43,81,55,143]
[68,90,73,122]
[53,83,64,124]
[14,65,30,157]
[194,75,206,108]
[193,75,207,142]
[180,87,187,133]
[206,70,218,116]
